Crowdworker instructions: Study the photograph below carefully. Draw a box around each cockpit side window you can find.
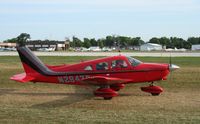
[96,62,108,70]
[127,57,142,66]
[84,65,93,71]
[111,60,128,68]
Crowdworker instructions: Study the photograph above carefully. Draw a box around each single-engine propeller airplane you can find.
[10,45,180,100]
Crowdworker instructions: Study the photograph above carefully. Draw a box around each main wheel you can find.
[104,97,112,100]
[151,93,160,96]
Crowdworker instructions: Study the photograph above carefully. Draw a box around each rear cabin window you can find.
[111,60,128,68]
[96,62,108,70]
[84,65,93,70]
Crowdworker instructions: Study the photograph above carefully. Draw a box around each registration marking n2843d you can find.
[58,75,90,83]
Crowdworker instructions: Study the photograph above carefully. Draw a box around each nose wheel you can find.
[141,82,163,96]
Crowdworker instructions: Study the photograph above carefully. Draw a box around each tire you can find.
[104,97,112,100]
[151,93,160,96]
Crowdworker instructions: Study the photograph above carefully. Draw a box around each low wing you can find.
[81,76,130,86]
[10,73,35,83]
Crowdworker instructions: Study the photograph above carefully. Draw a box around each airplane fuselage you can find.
[28,58,170,85]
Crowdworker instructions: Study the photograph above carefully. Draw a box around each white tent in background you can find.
[192,45,200,51]
[140,43,162,51]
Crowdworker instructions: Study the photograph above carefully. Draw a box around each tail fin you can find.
[16,46,64,76]
[11,46,65,83]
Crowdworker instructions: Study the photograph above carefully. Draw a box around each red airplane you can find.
[10,45,179,100]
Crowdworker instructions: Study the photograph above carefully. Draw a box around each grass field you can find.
[0,56,200,124]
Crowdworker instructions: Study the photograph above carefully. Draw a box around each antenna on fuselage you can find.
[81,59,84,62]
[118,50,121,56]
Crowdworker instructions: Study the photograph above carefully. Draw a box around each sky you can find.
[0,0,200,41]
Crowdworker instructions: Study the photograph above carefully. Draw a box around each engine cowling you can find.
[94,88,118,99]
[110,84,125,91]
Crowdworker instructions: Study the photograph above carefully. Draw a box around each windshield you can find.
[127,57,142,66]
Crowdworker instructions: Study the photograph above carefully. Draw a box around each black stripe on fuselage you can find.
[17,46,166,76]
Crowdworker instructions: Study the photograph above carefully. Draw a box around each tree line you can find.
[3,33,200,49]
[70,36,144,49]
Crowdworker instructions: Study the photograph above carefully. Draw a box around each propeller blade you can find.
[168,53,180,81]
[168,53,180,71]
[169,53,172,67]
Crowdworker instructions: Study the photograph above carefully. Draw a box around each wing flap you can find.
[10,73,35,83]
[81,76,129,86]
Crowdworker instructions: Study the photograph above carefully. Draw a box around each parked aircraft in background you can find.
[37,47,55,52]
[0,47,16,51]
[165,48,187,52]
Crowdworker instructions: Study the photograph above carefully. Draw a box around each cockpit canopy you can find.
[83,56,142,71]
[127,56,142,66]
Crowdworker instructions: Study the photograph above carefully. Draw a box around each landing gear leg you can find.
[101,86,113,100]
[150,82,160,96]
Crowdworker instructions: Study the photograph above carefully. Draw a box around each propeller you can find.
[169,53,172,67]
[168,53,180,81]
[169,53,180,72]
[169,53,173,81]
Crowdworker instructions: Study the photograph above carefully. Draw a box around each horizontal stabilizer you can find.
[10,73,35,83]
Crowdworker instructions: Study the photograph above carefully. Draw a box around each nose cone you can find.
[169,64,180,71]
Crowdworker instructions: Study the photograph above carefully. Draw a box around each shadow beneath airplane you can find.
[30,93,93,109]
[0,88,17,96]
[119,93,146,97]
[31,86,94,109]
[12,92,86,96]
[0,88,94,108]
[0,88,147,108]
